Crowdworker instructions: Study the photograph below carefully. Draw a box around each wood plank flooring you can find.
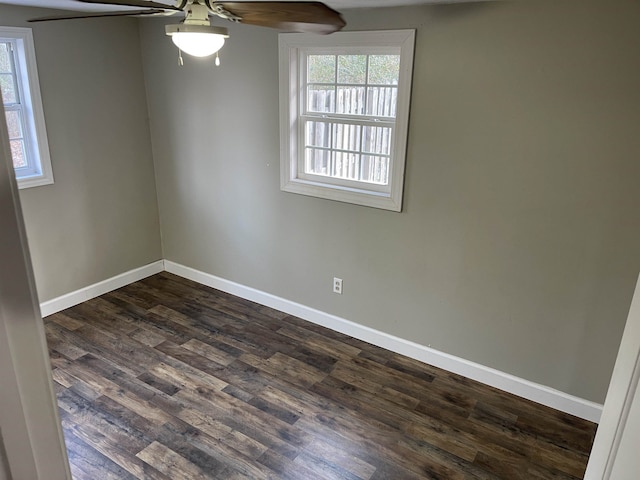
[45,272,597,479]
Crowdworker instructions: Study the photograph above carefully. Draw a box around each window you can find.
[279,30,415,211]
[1,27,53,189]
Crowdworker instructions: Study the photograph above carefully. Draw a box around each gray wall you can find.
[1,4,162,302]
[140,0,640,403]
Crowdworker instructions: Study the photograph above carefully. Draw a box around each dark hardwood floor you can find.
[45,272,597,479]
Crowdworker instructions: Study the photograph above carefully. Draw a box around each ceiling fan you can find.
[29,0,345,61]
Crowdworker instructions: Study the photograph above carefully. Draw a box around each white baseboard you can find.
[165,260,603,423]
[40,259,603,422]
[39,260,165,317]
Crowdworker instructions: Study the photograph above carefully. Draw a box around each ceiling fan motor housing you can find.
[183,1,211,25]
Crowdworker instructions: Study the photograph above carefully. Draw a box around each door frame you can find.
[584,274,640,479]
[0,104,70,478]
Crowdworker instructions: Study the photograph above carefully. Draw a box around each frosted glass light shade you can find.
[166,24,229,58]
[171,32,225,57]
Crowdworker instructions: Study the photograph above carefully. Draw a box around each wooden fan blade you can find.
[76,0,182,11]
[28,8,169,22]
[216,2,345,34]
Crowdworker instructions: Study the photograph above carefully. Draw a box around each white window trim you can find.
[0,26,53,189]
[279,29,415,212]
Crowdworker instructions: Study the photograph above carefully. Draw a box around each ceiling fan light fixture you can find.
[165,24,229,58]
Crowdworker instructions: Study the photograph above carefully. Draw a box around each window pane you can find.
[366,87,398,117]
[308,55,335,83]
[336,86,365,115]
[305,148,331,176]
[333,123,361,152]
[361,155,390,185]
[10,139,27,168]
[334,151,360,180]
[305,120,331,148]
[307,85,335,113]
[338,55,366,84]
[362,126,392,155]
[4,110,23,139]
[368,55,400,85]
[0,43,12,72]
[0,73,17,104]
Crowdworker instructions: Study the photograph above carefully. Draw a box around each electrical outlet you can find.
[333,277,343,295]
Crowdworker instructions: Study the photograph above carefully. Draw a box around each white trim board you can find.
[584,274,640,478]
[164,260,603,423]
[39,260,164,317]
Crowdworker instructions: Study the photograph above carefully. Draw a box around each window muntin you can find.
[279,30,415,211]
[0,27,53,189]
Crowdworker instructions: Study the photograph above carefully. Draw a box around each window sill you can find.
[17,173,54,190]
[281,176,402,211]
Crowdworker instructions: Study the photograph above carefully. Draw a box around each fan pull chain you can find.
[178,48,184,66]
[215,52,220,66]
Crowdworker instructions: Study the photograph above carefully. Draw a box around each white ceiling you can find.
[0,0,451,12]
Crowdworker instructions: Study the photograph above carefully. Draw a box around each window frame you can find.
[0,27,53,189]
[279,30,415,212]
